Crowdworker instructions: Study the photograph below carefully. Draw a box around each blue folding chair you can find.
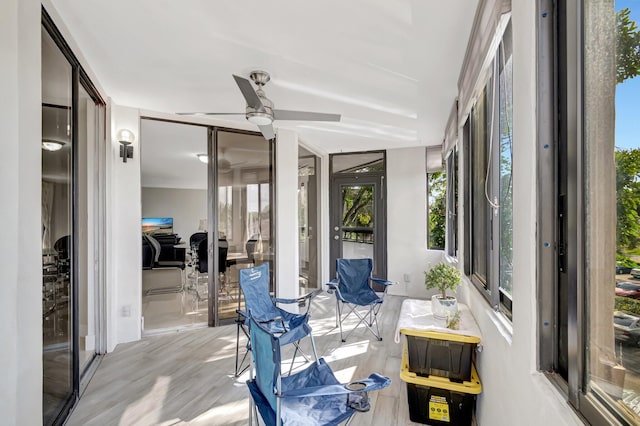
[246,316,391,426]
[327,258,397,342]
[235,262,321,377]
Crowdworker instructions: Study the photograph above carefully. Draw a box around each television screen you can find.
[142,217,174,235]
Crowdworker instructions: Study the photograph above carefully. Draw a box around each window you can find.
[541,1,640,423]
[427,171,446,250]
[463,20,513,317]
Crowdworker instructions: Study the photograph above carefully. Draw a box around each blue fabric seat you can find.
[327,258,396,342]
[246,316,391,426]
[235,262,321,377]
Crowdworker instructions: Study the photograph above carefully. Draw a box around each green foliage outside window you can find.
[428,171,446,249]
[617,8,640,84]
[342,186,373,227]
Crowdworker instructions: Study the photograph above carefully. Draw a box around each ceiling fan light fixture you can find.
[196,153,208,163]
[247,111,273,126]
[42,139,65,151]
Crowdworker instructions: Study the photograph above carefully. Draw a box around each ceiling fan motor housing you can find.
[249,70,270,87]
[246,74,274,124]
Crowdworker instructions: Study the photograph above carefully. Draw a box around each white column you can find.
[0,0,42,423]
[275,129,300,307]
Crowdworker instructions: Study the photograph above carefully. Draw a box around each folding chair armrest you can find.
[236,309,248,319]
[325,279,339,292]
[272,297,298,304]
[281,373,391,399]
[273,288,322,305]
[371,277,397,287]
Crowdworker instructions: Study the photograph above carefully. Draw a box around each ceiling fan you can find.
[177,70,341,140]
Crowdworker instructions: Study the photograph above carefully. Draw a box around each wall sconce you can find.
[118,129,135,163]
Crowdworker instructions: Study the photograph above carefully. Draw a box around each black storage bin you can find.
[406,334,477,382]
[401,341,481,425]
[406,382,476,425]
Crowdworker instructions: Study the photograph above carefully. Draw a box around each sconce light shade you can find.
[118,128,135,163]
[117,128,135,144]
[196,153,208,164]
[41,139,65,152]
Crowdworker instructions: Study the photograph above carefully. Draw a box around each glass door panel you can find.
[42,26,73,425]
[330,152,386,280]
[78,84,97,372]
[340,184,375,260]
[298,147,320,292]
[215,130,275,322]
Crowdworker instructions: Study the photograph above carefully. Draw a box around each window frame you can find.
[463,18,513,318]
[427,170,447,251]
[539,0,640,423]
[446,148,458,258]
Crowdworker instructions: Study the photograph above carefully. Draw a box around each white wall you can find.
[0,0,42,423]
[109,104,142,349]
[141,187,207,243]
[386,147,445,299]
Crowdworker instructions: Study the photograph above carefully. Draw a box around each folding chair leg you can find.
[276,398,282,426]
[249,397,254,425]
[235,322,242,376]
[288,345,299,376]
[337,301,345,342]
[235,322,250,377]
[339,303,383,342]
[309,333,319,362]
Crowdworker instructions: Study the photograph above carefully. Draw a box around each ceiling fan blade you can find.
[175,112,245,116]
[233,75,264,110]
[258,124,275,140]
[273,109,341,122]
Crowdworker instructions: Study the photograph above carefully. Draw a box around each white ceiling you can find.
[50,0,478,154]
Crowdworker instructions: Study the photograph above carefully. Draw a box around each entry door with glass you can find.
[330,152,386,280]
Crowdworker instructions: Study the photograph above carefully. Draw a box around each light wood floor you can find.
[67,294,426,426]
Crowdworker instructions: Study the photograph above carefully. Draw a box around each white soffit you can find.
[51,0,478,153]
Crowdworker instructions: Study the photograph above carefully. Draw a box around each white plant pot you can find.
[432,294,458,320]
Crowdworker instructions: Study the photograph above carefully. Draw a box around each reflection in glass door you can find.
[42,26,74,425]
[330,152,386,280]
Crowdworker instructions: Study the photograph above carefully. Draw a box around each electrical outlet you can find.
[121,305,131,317]
[403,273,411,283]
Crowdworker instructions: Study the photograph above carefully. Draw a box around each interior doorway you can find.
[329,152,387,280]
[139,119,209,332]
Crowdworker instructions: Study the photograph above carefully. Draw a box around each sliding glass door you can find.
[42,10,106,425]
[213,129,275,324]
[41,26,73,425]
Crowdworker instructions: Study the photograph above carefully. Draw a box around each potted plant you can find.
[424,262,462,319]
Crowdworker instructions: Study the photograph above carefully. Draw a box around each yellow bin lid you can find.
[400,328,481,344]
[400,342,482,395]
